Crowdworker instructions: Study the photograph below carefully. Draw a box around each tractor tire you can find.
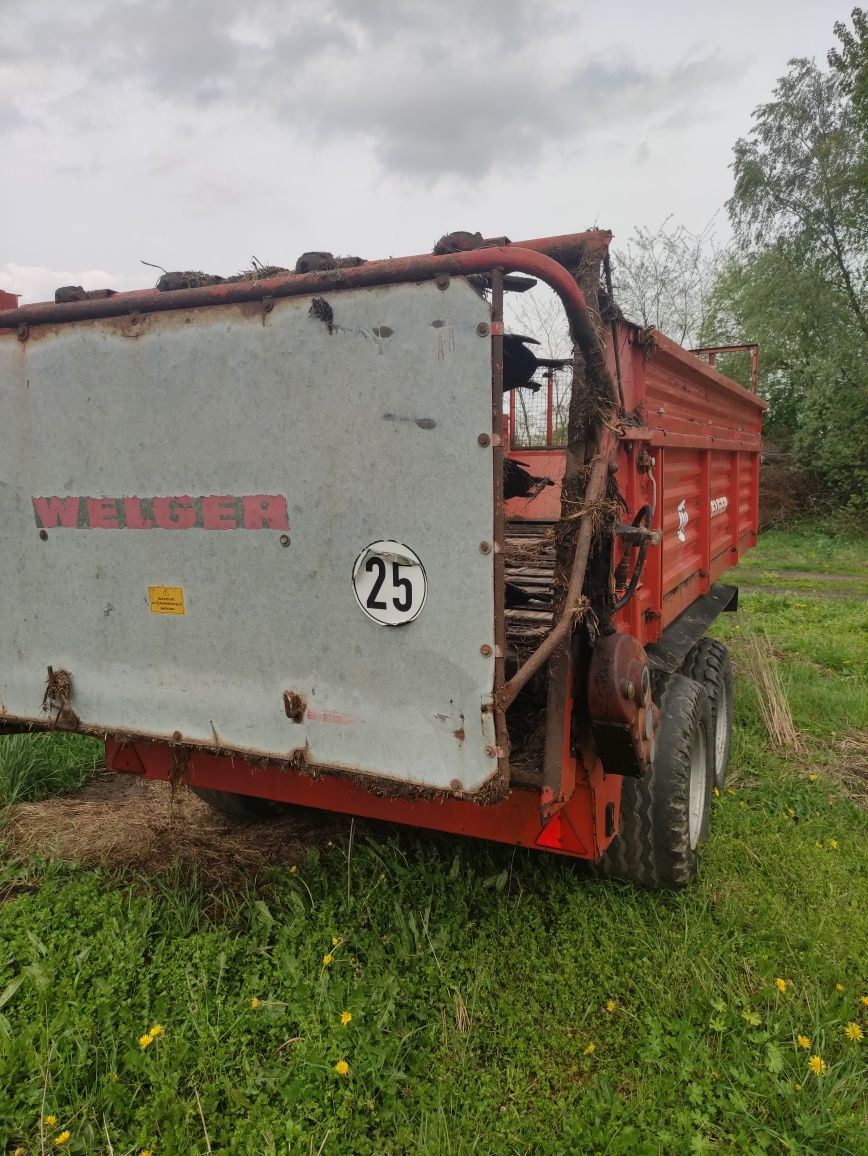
[596,673,714,889]
[683,638,733,789]
[191,787,292,820]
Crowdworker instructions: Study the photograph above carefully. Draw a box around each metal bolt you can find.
[38,529,48,541]
[16,323,28,342]
[480,644,493,657]
[172,730,182,742]
[621,679,636,700]
[279,534,291,547]
[477,433,491,447]
[476,322,490,337]
[485,745,497,758]
[436,275,450,291]
[479,541,491,554]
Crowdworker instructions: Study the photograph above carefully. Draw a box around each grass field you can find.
[0,524,866,1154]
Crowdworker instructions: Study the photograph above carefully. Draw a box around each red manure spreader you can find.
[0,230,764,887]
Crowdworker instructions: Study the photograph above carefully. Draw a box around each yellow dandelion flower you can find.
[836,983,845,992]
[13,1147,26,1156]
[828,839,839,850]
[289,865,298,874]
[139,1033,154,1049]
[713,787,720,798]
[807,774,817,782]
[775,977,788,993]
[250,996,261,1009]
[44,1114,58,1126]
[814,841,823,849]
[808,1055,826,1075]
[605,999,618,1013]
[334,1059,350,1076]
[793,1082,801,1092]
[861,995,868,1007]
[797,1034,811,1050]
[331,937,339,947]
[583,1042,596,1055]
[323,952,334,966]
[141,1150,154,1156]
[340,1010,352,1025]
[844,1022,863,1042]
[149,1024,163,1037]
[54,1132,71,1148]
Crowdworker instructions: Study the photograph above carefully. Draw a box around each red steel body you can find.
[506,322,764,643]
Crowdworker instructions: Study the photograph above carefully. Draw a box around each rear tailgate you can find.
[0,279,499,793]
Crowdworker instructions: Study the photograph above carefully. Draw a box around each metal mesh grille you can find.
[506,367,571,448]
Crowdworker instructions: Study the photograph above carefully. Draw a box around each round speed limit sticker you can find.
[352,540,428,626]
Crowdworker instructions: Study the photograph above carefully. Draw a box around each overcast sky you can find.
[0,0,844,304]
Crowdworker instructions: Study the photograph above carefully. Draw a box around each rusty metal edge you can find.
[0,235,612,330]
[489,268,509,789]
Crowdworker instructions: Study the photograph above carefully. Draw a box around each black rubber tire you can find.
[596,673,714,889]
[191,787,292,820]
[683,638,733,789]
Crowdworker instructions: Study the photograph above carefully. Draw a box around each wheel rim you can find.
[714,689,729,779]
[688,722,708,850]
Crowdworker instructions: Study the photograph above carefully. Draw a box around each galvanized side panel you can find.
[0,281,498,792]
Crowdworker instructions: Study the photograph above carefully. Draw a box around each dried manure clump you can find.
[6,773,350,883]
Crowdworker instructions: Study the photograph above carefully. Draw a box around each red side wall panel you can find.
[507,321,766,644]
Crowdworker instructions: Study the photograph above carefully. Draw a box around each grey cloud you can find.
[0,96,27,135]
[0,0,739,179]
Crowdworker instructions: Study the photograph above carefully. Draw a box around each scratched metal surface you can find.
[0,280,498,792]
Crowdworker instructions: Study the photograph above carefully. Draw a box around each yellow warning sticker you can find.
[148,585,185,615]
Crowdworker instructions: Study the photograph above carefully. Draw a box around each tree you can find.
[829,7,868,126]
[610,218,723,347]
[715,11,868,509]
[729,44,867,342]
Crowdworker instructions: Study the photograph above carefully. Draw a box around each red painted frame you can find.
[105,735,623,860]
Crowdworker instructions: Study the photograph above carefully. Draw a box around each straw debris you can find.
[741,634,803,752]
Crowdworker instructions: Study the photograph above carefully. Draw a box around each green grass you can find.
[0,525,866,1154]
[0,733,102,807]
[727,522,868,579]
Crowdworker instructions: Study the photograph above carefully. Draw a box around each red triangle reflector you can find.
[535,810,590,856]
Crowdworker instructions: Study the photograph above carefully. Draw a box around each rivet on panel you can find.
[479,541,491,554]
[480,644,493,657]
[477,433,491,447]
[476,322,490,337]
